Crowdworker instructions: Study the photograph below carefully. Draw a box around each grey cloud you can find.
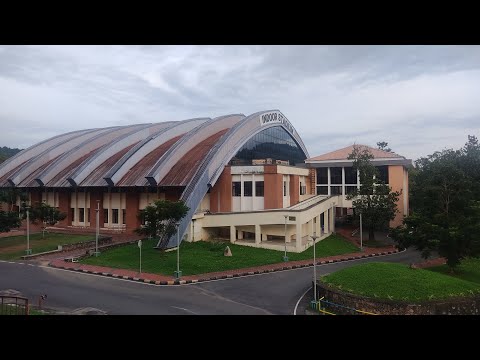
[1,45,480,160]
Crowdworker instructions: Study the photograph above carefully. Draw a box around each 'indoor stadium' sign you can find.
[260,111,295,136]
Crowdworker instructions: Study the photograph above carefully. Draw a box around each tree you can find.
[0,210,21,232]
[22,202,67,238]
[0,188,29,212]
[135,199,189,246]
[377,141,392,152]
[346,145,401,241]
[391,136,480,270]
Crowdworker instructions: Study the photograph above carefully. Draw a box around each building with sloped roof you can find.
[0,110,412,251]
[305,144,412,227]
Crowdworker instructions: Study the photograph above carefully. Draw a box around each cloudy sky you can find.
[0,45,479,160]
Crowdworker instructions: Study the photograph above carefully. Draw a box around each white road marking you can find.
[1,249,406,288]
[171,306,198,315]
[294,286,312,315]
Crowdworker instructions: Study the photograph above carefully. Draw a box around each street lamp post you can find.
[94,200,100,257]
[25,205,32,255]
[310,232,319,309]
[359,212,363,252]
[283,215,289,262]
[174,222,182,279]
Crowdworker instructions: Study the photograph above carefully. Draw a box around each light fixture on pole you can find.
[174,221,182,279]
[94,200,100,257]
[310,232,319,309]
[138,239,142,274]
[359,212,363,252]
[283,215,289,262]
[25,204,32,255]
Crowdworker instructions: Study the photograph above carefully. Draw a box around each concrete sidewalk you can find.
[48,245,400,285]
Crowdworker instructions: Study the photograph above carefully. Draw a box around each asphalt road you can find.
[0,249,424,315]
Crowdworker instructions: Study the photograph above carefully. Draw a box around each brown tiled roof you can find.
[117,135,183,187]
[159,129,229,187]
[306,144,405,162]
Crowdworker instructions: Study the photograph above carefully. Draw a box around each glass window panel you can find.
[316,168,328,184]
[255,181,264,196]
[330,167,342,184]
[244,181,253,197]
[232,182,241,196]
[344,167,357,184]
[330,186,343,195]
[316,186,328,195]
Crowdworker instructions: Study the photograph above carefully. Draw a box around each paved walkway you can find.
[49,245,400,285]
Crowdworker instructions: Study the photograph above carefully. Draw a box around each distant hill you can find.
[0,146,22,164]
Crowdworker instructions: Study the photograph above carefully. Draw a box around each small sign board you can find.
[138,240,142,248]
[288,216,296,221]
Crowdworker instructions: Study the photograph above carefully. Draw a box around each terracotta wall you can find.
[210,166,232,212]
[57,191,71,226]
[290,175,299,206]
[165,188,182,201]
[264,165,283,209]
[125,192,140,231]
[389,165,407,227]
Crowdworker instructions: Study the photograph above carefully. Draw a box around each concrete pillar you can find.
[296,221,302,250]
[326,209,330,233]
[230,225,236,243]
[285,226,292,243]
[331,206,336,233]
[316,214,321,236]
[255,224,261,244]
[238,231,243,240]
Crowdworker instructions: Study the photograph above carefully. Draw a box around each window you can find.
[316,168,328,184]
[330,186,343,195]
[344,167,357,184]
[103,209,109,223]
[376,166,389,184]
[345,186,357,195]
[255,181,264,197]
[300,182,306,195]
[316,186,328,195]
[330,167,342,184]
[232,182,241,196]
[229,126,307,166]
[79,208,84,222]
[283,181,287,196]
[244,181,252,197]
[112,209,119,224]
[70,208,75,222]
[87,208,90,223]
[122,209,126,224]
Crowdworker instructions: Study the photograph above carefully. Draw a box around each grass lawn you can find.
[322,262,480,302]
[0,232,94,260]
[428,257,480,285]
[81,234,358,276]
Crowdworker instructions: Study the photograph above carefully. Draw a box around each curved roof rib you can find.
[158,110,308,249]
[105,118,210,187]
[68,122,176,187]
[145,114,245,186]
[34,124,146,187]
[0,128,93,176]
[7,127,117,187]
